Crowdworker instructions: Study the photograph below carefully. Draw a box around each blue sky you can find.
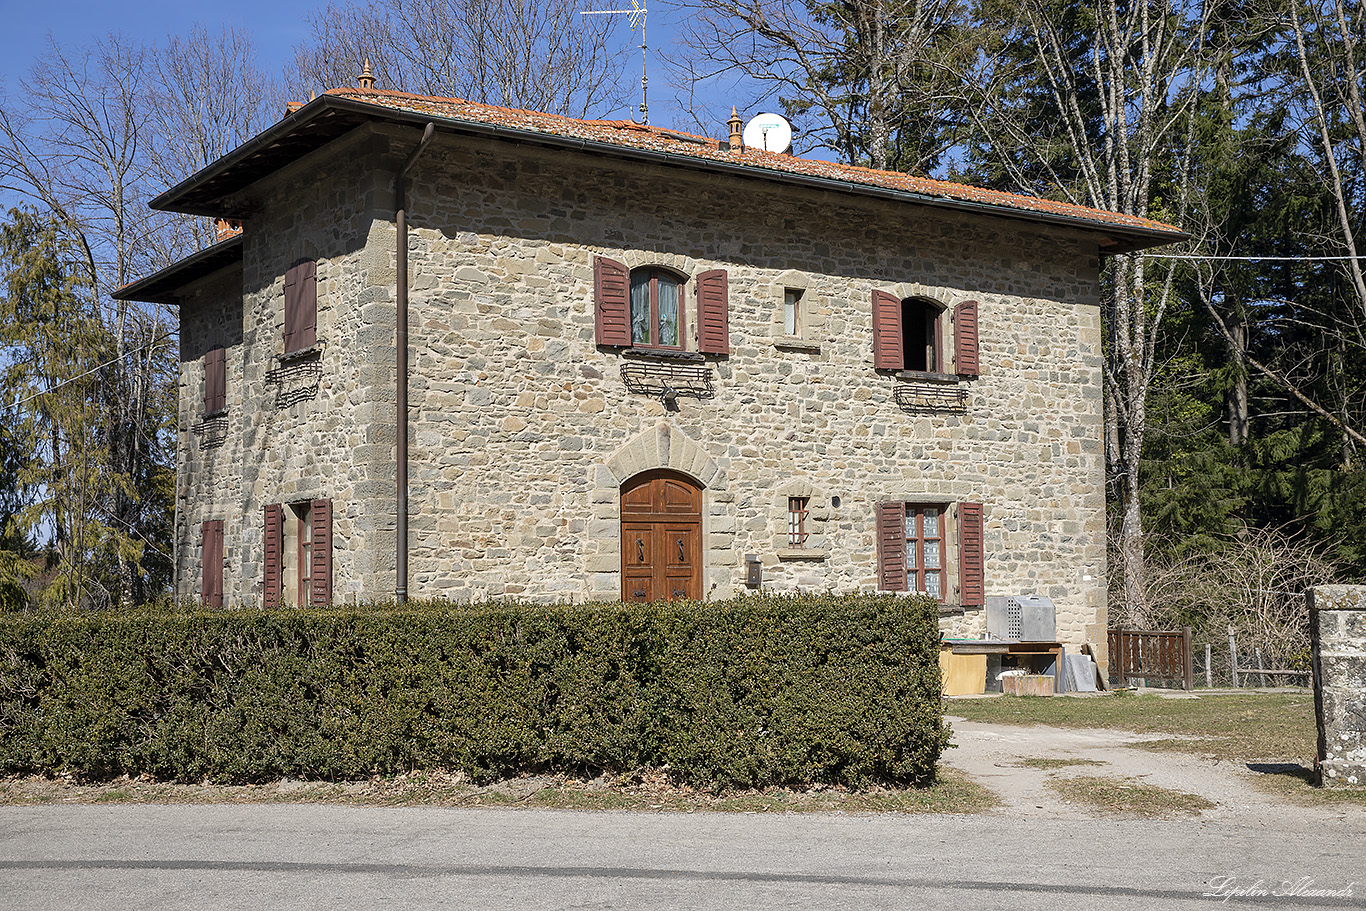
[0,0,717,132]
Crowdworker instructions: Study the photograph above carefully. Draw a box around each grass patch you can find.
[948,693,1315,762]
[0,767,1000,815]
[1046,776,1215,818]
[1015,757,1106,770]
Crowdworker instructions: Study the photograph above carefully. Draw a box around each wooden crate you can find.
[939,650,987,696]
[1002,674,1056,697]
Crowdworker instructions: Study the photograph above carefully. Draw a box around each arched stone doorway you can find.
[621,469,703,602]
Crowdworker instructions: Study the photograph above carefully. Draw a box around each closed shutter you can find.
[695,269,730,355]
[284,259,317,353]
[202,520,224,608]
[872,290,903,370]
[958,502,985,608]
[204,347,226,414]
[954,300,980,377]
[310,498,332,606]
[875,501,907,591]
[594,256,630,346]
[263,504,283,608]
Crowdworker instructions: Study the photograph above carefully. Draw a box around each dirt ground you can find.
[942,707,1366,829]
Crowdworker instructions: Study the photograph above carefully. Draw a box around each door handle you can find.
[637,538,645,563]
[677,538,685,561]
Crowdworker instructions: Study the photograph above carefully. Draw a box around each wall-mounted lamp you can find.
[661,385,679,411]
[745,553,762,587]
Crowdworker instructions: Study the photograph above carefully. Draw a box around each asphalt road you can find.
[2,805,1363,910]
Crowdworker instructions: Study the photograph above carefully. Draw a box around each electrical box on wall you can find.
[745,554,762,587]
[986,595,1057,641]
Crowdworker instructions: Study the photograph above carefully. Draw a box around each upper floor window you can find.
[283,258,317,354]
[594,255,730,355]
[630,268,683,348]
[872,292,979,377]
[203,346,226,416]
[784,289,802,337]
[902,299,940,372]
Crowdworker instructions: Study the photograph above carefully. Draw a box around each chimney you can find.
[358,59,375,91]
[727,107,743,151]
[215,219,242,242]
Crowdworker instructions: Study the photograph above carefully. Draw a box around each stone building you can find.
[115,83,1184,655]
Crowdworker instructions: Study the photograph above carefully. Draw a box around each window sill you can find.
[279,344,321,364]
[895,370,959,384]
[773,336,821,353]
[776,548,828,562]
[623,347,705,363]
[203,408,228,420]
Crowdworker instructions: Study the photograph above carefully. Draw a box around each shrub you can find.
[0,593,948,790]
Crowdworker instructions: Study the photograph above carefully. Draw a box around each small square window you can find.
[788,496,811,548]
[783,289,802,337]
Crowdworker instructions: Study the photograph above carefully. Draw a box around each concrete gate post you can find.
[1308,585,1366,786]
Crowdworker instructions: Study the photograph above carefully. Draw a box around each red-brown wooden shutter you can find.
[263,504,283,608]
[872,290,903,370]
[284,259,317,353]
[202,520,224,608]
[310,498,332,606]
[204,347,226,414]
[958,501,985,608]
[875,501,907,591]
[954,300,980,377]
[594,256,630,346]
[695,269,730,354]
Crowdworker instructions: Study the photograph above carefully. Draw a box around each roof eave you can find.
[154,94,1187,251]
[112,234,244,304]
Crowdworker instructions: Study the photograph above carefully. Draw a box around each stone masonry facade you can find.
[1309,586,1366,786]
[174,120,1110,654]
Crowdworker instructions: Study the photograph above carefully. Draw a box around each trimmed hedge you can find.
[0,593,948,789]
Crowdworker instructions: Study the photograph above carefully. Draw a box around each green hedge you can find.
[0,593,948,789]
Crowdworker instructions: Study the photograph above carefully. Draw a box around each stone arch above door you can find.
[603,422,725,490]
[585,423,734,603]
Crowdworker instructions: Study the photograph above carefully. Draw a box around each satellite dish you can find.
[742,113,792,153]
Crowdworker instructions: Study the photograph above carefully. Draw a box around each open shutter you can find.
[594,256,630,346]
[310,498,332,606]
[284,259,317,353]
[958,502,984,608]
[204,347,226,414]
[954,300,980,377]
[263,504,283,608]
[695,269,730,355]
[872,290,903,370]
[202,520,224,608]
[875,501,907,592]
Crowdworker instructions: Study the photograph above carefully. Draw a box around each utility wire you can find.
[3,332,174,412]
[1141,254,1366,261]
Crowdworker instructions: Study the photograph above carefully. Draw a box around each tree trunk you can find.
[1227,299,1249,447]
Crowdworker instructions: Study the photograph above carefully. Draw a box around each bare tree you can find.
[970,0,1214,626]
[666,0,972,171]
[288,0,631,119]
[148,23,282,259]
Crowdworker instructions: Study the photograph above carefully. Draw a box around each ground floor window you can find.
[876,500,984,607]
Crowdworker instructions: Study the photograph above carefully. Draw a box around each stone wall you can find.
[1309,585,1366,787]
[174,124,1110,658]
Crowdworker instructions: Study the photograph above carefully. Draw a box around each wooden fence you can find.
[1108,627,1194,690]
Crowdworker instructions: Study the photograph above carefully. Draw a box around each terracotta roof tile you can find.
[325,86,1183,239]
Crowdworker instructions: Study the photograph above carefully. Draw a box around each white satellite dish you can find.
[742,113,792,153]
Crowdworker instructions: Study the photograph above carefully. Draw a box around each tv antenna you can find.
[581,0,649,125]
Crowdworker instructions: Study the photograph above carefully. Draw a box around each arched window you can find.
[901,297,941,372]
[630,268,683,348]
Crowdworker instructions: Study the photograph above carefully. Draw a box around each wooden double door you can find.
[621,470,703,602]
